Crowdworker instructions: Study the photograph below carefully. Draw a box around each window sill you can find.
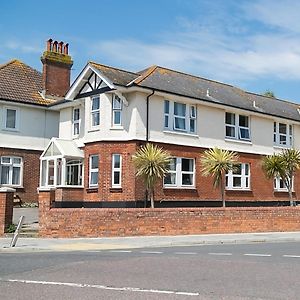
[163,186,196,190]
[110,126,124,130]
[87,187,98,193]
[56,185,84,189]
[2,128,19,132]
[225,138,252,145]
[273,145,292,150]
[0,184,23,189]
[163,130,198,138]
[88,127,100,133]
[110,187,123,193]
[226,188,252,192]
[274,190,294,193]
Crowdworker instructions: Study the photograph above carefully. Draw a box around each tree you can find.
[263,90,275,98]
[262,149,300,206]
[201,148,239,207]
[132,143,171,208]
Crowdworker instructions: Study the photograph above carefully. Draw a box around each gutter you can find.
[146,90,155,142]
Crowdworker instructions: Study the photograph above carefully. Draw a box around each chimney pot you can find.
[47,39,53,51]
[52,41,58,52]
[58,41,64,54]
[63,43,69,55]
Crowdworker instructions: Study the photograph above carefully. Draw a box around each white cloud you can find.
[3,40,42,54]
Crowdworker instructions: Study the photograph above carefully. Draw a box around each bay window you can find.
[112,154,122,188]
[164,157,195,188]
[0,156,23,186]
[274,176,293,192]
[226,163,250,190]
[89,155,99,187]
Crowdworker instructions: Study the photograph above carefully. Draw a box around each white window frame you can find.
[89,155,99,187]
[273,122,293,148]
[91,96,100,128]
[112,95,123,126]
[0,156,23,187]
[274,176,294,192]
[3,107,19,131]
[65,159,83,186]
[72,107,80,136]
[164,100,197,134]
[226,163,250,190]
[225,112,250,141]
[164,157,195,188]
[112,154,122,188]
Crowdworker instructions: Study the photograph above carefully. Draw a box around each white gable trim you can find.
[65,63,115,100]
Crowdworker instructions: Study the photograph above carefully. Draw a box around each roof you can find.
[0,59,54,106]
[90,61,138,86]
[86,62,300,122]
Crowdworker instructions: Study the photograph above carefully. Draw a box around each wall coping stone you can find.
[0,187,16,193]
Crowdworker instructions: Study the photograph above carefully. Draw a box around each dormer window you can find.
[91,96,100,127]
[225,112,250,141]
[273,122,293,148]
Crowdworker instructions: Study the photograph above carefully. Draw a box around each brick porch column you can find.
[0,187,15,236]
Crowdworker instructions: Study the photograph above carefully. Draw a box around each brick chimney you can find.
[41,38,73,99]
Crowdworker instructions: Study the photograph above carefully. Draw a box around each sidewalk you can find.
[1,232,300,253]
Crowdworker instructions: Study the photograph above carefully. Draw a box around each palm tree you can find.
[201,148,239,207]
[132,143,171,208]
[263,149,300,206]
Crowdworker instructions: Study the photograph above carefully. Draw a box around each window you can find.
[225,112,250,141]
[89,155,99,187]
[0,156,22,186]
[112,95,122,126]
[273,122,293,147]
[72,108,80,136]
[4,108,18,130]
[274,176,293,192]
[226,163,250,190]
[164,100,196,133]
[66,160,83,186]
[112,154,122,187]
[91,96,100,127]
[164,157,195,188]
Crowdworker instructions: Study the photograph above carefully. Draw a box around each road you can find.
[1,242,300,299]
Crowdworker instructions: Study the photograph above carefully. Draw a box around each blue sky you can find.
[1,0,300,102]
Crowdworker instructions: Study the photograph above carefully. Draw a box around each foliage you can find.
[262,148,300,206]
[132,143,171,208]
[263,90,275,98]
[5,224,16,233]
[201,148,239,207]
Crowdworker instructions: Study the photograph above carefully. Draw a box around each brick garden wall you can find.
[0,189,14,236]
[0,147,41,203]
[39,190,300,238]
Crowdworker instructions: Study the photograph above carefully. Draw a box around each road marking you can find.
[283,255,300,258]
[244,253,271,257]
[208,252,232,256]
[109,250,132,253]
[140,251,163,254]
[2,279,200,297]
[174,252,197,255]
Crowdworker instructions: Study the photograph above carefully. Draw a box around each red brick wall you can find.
[39,190,300,238]
[0,190,14,235]
[0,147,41,203]
[55,188,84,202]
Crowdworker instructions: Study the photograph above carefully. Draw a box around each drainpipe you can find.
[146,90,155,142]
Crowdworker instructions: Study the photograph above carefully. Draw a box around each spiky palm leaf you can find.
[201,148,239,207]
[132,143,171,208]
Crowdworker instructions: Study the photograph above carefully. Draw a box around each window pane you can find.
[2,157,11,164]
[190,119,195,132]
[244,164,249,175]
[90,172,98,185]
[0,166,10,184]
[174,103,186,116]
[164,115,169,128]
[169,158,176,171]
[113,171,120,185]
[226,126,235,137]
[190,106,196,118]
[73,108,80,121]
[274,122,276,132]
[279,123,286,134]
[181,159,193,172]
[239,128,250,140]
[164,100,169,114]
[6,109,16,128]
[113,111,121,125]
[225,112,235,125]
[12,167,20,185]
[48,160,55,185]
[174,117,186,130]
[233,177,241,187]
[113,96,122,109]
[113,154,121,168]
[92,97,100,110]
[92,112,100,126]
[73,123,80,135]
[233,164,242,175]
[280,135,287,144]
[13,157,21,164]
[182,173,193,186]
[164,173,176,185]
[289,125,293,135]
[91,155,98,169]
[239,115,248,127]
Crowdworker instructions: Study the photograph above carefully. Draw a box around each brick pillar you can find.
[0,187,15,236]
[38,188,55,236]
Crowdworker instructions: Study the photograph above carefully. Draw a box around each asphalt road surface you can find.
[1,242,300,299]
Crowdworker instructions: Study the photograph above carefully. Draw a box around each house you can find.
[40,55,300,206]
[0,39,73,202]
